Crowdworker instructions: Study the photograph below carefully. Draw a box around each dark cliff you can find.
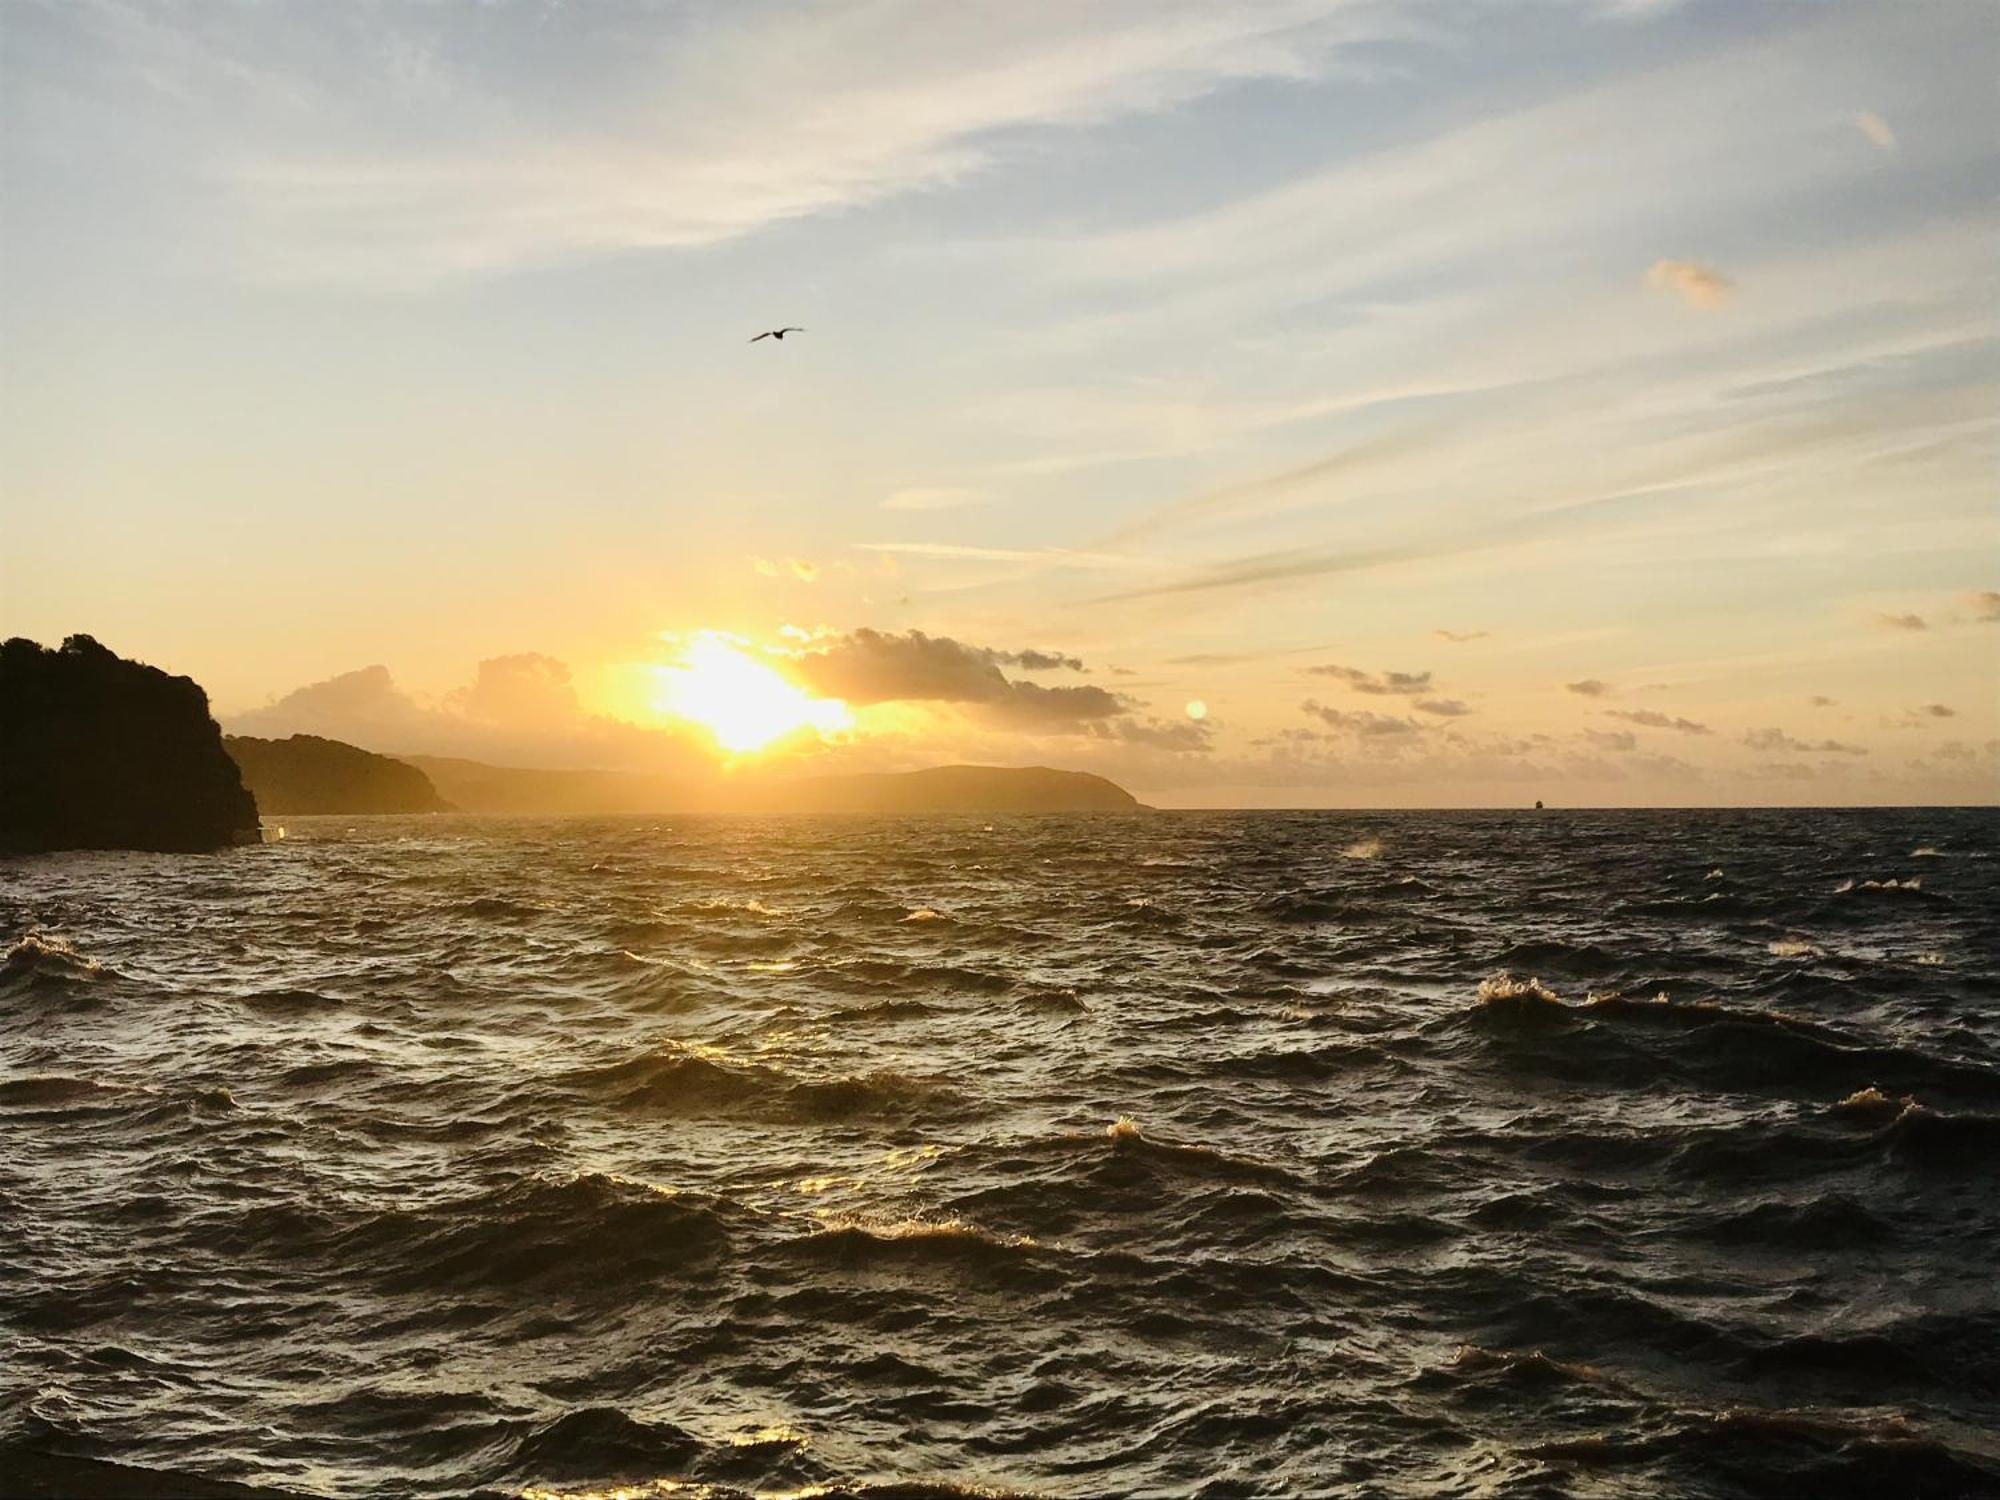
[1,635,262,852]
[226,734,452,814]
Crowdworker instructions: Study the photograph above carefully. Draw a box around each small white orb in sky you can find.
[1185,699,1208,720]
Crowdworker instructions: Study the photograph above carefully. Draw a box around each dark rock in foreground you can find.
[226,733,452,814]
[0,635,260,853]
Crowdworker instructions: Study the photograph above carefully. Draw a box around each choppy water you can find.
[4,809,1999,1499]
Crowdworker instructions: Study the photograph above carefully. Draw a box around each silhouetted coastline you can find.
[0,637,259,853]
[403,753,1144,815]
[226,734,453,815]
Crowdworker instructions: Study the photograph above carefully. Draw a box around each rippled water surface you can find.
[4,809,1999,1498]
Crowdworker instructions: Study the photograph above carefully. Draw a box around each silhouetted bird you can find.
[749,327,804,342]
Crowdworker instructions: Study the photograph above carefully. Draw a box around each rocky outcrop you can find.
[0,636,261,852]
[225,734,452,814]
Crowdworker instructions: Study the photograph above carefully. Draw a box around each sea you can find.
[3,808,1998,1499]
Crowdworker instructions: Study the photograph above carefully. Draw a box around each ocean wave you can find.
[7,805,1998,1497]
[820,958,1012,995]
[1014,985,1089,1014]
[1211,1040,1402,1082]
[331,1171,743,1294]
[0,1074,127,1111]
[1095,1117,1302,1188]
[1704,1193,1892,1248]
[507,1405,703,1483]
[569,1044,961,1123]
[1441,1342,1632,1391]
[1468,973,1571,1028]
[1490,938,1627,977]
[1254,893,1351,924]
[1462,976,2000,1103]
[1767,936,1823,959]
[786,1215,1055,1284]
[827,998,946,1024]
[236,987,344,1012]
[457,895,555,920]
[1,932,111,989]
[1521,1405,2000,1494]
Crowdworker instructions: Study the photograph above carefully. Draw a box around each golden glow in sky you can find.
[649,633,851,753]
[5,2,1992,808]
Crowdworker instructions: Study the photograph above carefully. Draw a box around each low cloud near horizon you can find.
[788,629,1124,731]
[228,655,707,773]
[227,626,1204,774]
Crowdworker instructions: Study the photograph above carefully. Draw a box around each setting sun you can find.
[649,633,851,753]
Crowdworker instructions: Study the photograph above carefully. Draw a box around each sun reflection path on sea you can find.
[648,632,851,754]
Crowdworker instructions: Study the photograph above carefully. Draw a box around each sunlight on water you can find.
[2,808,1997,1497]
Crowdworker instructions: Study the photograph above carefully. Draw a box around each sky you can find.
[2,0,1995,806]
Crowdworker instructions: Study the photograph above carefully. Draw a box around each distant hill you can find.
[753,764,1143,813]
[397,754,681,815]
[226,734,452,814]
[402,754,1143,815]
[0,635,261,852]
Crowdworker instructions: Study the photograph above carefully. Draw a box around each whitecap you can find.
[1476,974,1562,1005]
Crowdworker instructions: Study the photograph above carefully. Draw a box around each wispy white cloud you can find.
[129,0,1420,283]
[882,487,986,512]
[1646,258,1733,310]
[1742,727,1867,755]
[1606,708,1711,735]
[1854,110,1897,151]
[854,540,1149,570]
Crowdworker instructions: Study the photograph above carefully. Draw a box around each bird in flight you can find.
[750,327,804,343]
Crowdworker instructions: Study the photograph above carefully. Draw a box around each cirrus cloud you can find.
[1646,258,1733,309]
[1742,727,1868,756]
[1854,111,1896,151]
[1605,708,1711,735]
[1306,663,1434,696]
[1302,699,1424,737]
